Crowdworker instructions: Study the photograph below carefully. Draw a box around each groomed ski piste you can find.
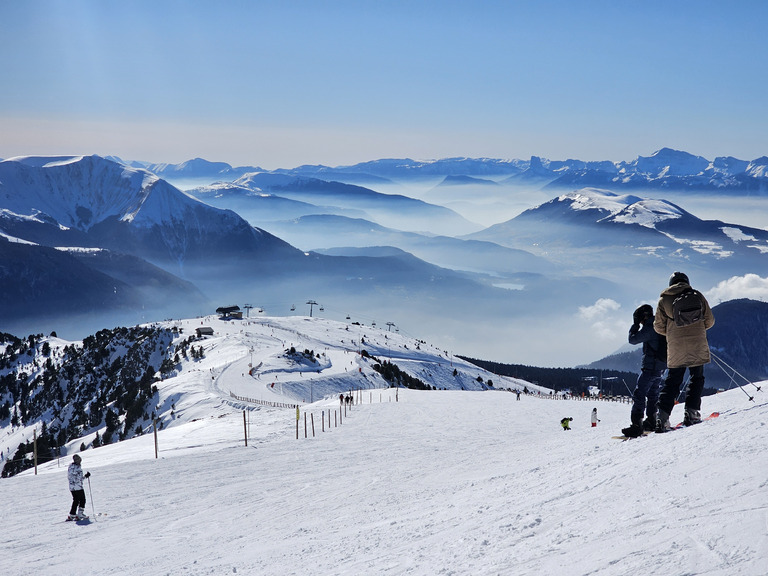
[2,314,767,576]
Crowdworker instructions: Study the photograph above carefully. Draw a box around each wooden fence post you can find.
[153,419,159,458]
[311,413,315,437]
[304,412,307,438]
[243,411,248,447]
[33,429,37,476]
[296,406,299,439]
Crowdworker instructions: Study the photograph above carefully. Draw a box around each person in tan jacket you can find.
[653,271,715,432]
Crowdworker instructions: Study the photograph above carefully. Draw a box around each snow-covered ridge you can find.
[0,155,161,231]
[0,314,541,479]
[559,188,685,227]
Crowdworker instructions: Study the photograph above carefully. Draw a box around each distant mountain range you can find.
[124,148,768,193]
[0,155,562,349]
[1,150,766,366]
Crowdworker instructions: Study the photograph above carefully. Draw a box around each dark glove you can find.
[630,323,640,333]
[84,472,90,478]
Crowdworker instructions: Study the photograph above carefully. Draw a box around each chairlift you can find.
[258,308,264,313]
[372,321,376,327]
[346,314,351,320]
[290,304,296,311]
[319,305,324,312]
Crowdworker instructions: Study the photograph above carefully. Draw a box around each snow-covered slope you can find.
[0,155,157,231]
[1,313,766,575]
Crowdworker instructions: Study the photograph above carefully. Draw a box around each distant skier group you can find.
[561,407,600,430]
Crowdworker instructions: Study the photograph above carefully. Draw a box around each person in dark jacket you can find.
[621,304,667,437]
[653,272,714,432]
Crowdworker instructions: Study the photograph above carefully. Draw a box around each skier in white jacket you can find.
[67,454,90,520]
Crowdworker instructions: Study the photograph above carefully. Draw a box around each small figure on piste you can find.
[591,407,601,428]
[621,304,667,438]
[560,417,573,431]
[67,454,90,521]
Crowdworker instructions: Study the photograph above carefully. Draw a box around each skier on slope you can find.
[591,407,601,428]
[621,304,667,438]
[654,272,714,432]
[560,417,573,431]
[67,454,90,521]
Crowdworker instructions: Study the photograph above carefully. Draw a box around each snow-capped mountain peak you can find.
[559,188,643,214]
[557,188,685,227]
[0,155,160,231]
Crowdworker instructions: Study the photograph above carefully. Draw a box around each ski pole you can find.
[710,354,755,402]
[709,350,761,392]
[87,476,96,520]
[676,375,690,404]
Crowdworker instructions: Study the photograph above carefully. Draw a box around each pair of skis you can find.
[612,411,719,441]
[64,512,108,524]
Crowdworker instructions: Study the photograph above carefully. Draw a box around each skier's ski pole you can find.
[676,375,690,404]
[709,350,761,392]
[87,476,96,520]
[709,354,755,402]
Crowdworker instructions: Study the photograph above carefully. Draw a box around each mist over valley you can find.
[1,149,767,367]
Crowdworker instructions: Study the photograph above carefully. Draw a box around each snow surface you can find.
[2,315,768,575]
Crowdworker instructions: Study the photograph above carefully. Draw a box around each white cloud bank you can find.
[706,274,768,304]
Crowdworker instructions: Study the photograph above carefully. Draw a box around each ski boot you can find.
[655,410,673,433]
[642,413,656,432]
[683,409,701,426]
[76,507,89,521]
[621,412,644,438]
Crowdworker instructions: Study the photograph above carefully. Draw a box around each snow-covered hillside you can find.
[2,315,767,575]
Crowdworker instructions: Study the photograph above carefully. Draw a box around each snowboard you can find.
[611,430,653,441]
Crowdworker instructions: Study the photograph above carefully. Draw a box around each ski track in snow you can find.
[1,315,767,575]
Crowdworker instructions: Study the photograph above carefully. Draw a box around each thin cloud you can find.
[706,274,768,304]
[578,298,625,341]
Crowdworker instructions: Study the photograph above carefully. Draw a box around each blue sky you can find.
[1,0,766,169]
